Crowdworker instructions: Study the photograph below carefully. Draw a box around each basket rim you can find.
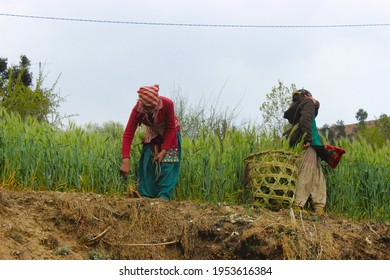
[244,149,301,163]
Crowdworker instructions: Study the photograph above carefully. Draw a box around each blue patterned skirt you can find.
[137,131,181,200]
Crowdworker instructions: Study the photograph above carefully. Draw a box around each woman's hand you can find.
[303,142,311,149]
[154,149,167,163]
[120,158,131,178]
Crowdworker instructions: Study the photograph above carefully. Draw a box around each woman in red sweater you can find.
[120,84,181,200]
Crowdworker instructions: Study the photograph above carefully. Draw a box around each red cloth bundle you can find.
[325,145,346,169]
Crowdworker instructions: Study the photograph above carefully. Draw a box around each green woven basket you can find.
[244,150,301,210]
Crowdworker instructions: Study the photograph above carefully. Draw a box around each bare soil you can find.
[0,188,388,260]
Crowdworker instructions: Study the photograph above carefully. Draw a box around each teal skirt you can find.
[137,131,181,200]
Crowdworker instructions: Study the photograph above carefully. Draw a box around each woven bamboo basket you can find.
[244,150,301,210]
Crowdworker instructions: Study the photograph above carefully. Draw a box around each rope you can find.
[1,13,390,29]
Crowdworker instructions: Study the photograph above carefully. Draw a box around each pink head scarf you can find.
[137,84,160,107]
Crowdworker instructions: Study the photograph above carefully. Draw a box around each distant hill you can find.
[343,120,378,137]
[319,120,378,140]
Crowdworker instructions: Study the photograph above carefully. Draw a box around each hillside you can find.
[0,188,388,260]
[320,120,372,137]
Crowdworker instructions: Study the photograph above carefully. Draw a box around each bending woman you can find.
[120,84,181,200]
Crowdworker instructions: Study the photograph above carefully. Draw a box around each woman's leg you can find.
[156,132,181,200]
[294,147,318,208]
[310,157,327,211]
[137,144,158,198]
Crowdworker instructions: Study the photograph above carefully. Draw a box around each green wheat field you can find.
[1,107,389,221]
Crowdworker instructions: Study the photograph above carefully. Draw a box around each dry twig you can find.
[85,226,111,245]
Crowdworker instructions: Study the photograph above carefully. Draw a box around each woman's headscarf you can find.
[136,84,162,123]
[137,84,160,107]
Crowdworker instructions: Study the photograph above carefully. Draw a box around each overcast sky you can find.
[1,0,389,129]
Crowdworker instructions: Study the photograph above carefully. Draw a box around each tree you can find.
[355,108,368,127]
[0,54,64,125]
[259,80,296,137]
[170,84,240,140]
[84,121,124,141]
[378,114,390,139]
[0,58,7,85]
[335,119,346,139]
[360,114,390,147]
[0,55,33,89]
[0,57,9,90]
[320,123,336,143]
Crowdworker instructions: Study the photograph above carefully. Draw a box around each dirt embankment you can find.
[0,189,388,260]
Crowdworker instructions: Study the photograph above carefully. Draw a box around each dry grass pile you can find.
[0,189,388,260]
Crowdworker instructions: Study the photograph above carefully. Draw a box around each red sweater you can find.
[122,96,180,159]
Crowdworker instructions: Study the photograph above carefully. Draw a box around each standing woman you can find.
[120,84,181,200]
[283,89,327,213]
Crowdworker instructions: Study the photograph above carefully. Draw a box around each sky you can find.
[1,0,389,129]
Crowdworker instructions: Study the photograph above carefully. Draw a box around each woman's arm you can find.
[299,99,315,145]
[121,106,140,159]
